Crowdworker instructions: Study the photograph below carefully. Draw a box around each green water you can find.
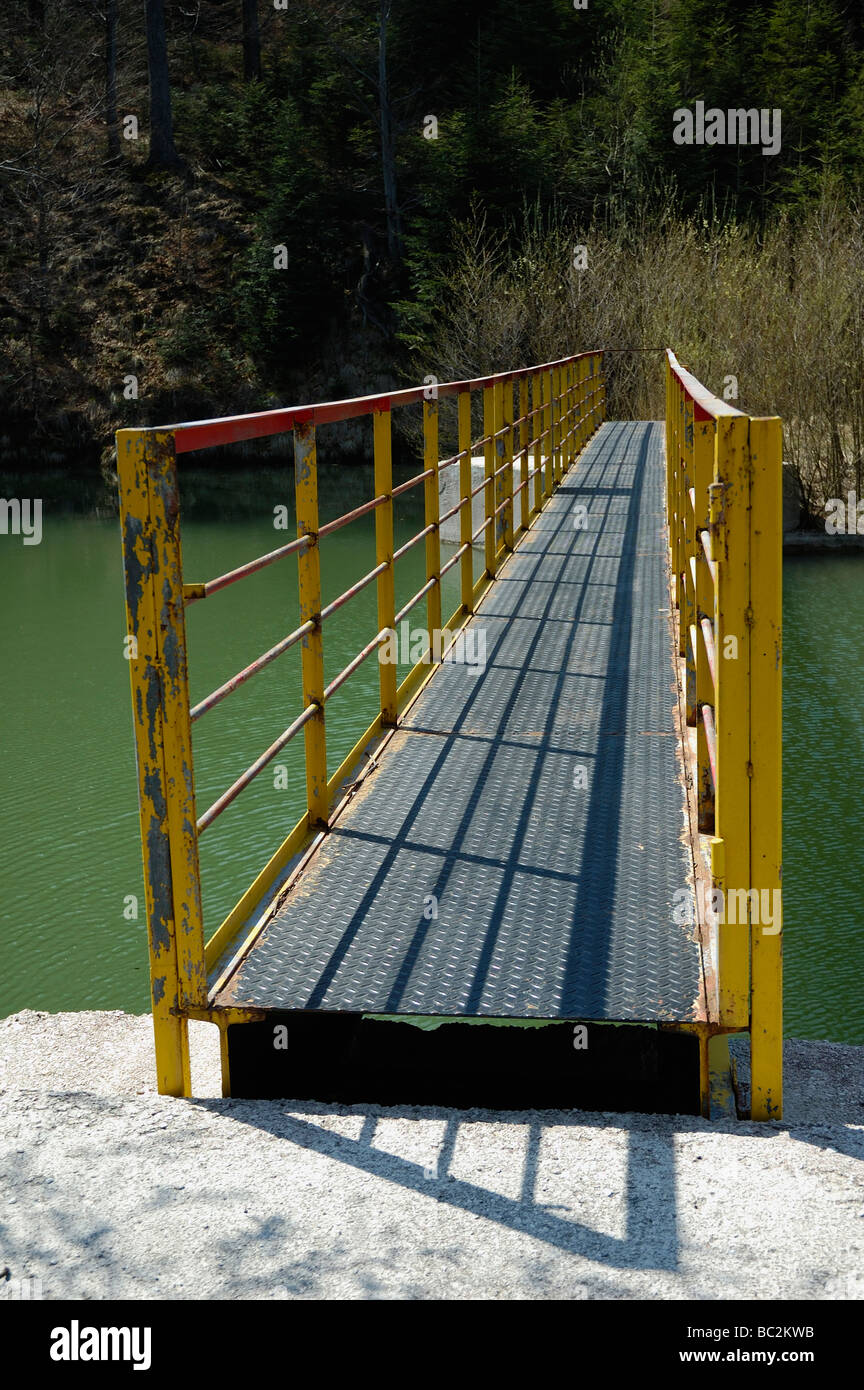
[0,473,861,1044]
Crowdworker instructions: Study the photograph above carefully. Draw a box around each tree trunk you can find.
[378,1,401,264]
[143,0,183,169]
[242,0,261,81]
[106,0,120,157]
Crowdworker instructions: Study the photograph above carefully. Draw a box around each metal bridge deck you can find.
[218,421,702,1023]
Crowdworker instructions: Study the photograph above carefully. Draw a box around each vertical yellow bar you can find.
[519,376,530,533]
[544,371,554,500]
[483,383,496,575]
[558,366,566,480]
[294,422,328,827]
[458,389,474,612]
[577,357,586,453]
[713,413,751,1028]
[532,372,543,514]
[749,416,783,1120]
[502,379,514,550]
[116,427,195,1097]
[374,407,397,724]
[695,419,716,831]
[424,397,442,647]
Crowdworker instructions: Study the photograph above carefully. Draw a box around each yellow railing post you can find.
[579,357,586,446]
[532,372,543,514]
[519,375,530,533]
[374,407,397,724]
[543,370,554,500]
[502,379,514,550]
[749,416,783,1119]
[294,421,328,828]
[458,388,474,612]
[116,426,206,1097]
[424,397,442,648]
[558,364,566,483]
[483,383,497,576]
[713,414,751,1029]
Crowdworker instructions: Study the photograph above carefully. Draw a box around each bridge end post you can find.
[116,426,204,1098]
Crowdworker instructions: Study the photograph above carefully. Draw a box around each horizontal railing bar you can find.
[190,619,315,722]
[439,495,469,527]
[318,493,386,538]
[699,528,717,582]
[391,468,433,499]
[320,561,388,623]
[394,576,436,626]
[158,351,602,454]
[437,450,462,473]
[393,523,435,564]
[700,615,717,686]
[197,702,318,834]
[189,532,313,601]
[439,541,471,579]
[471,515,494,544]
[701,702,718,787]
[323,630,388,701]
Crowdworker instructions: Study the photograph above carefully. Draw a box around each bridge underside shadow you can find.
[217,421,706,1110]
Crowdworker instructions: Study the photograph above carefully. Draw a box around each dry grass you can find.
[425,196,864,515]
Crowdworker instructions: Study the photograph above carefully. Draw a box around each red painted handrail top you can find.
[142,350,603,454]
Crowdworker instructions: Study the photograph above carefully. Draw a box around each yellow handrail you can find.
[665,350,783,1120]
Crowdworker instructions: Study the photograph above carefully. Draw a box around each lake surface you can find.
[1,469,861,1044]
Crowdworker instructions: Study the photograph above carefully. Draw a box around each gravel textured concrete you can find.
[0,1011,862,1300]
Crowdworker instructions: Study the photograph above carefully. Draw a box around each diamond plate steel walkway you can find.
[219,421,703,1023]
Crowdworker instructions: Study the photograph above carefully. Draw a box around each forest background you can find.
[3,0,864,515]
